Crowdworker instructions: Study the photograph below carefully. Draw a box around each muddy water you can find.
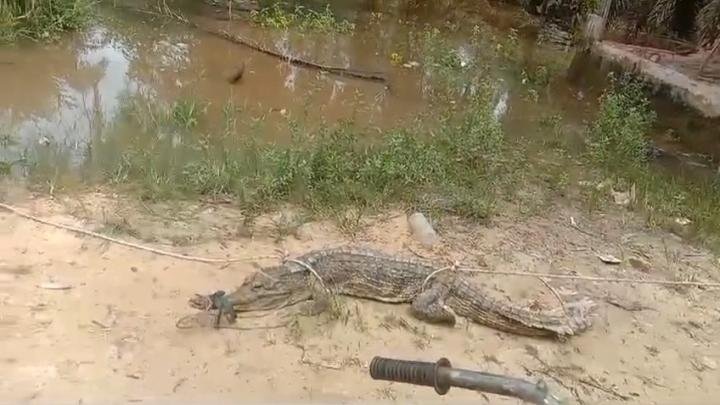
[0,1,717,185]
[0,4,431,176]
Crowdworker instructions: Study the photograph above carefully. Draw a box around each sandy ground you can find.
[1,188,719,404]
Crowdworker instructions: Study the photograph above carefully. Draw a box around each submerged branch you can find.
[124,5,387,83]
[198,26,388,83]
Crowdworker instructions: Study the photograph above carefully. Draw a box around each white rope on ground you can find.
[0,202,276,264]
[3,200,720,288]
[456,267,720,288]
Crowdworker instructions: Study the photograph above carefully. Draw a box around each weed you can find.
[270,209,304,242]
[0,0,93,42]
[351,303,367,332]
[583,74,720,248]
[0,133,15,148]
[171,99,203,130]
[24,82,511,227]
[96,216,141,239]
[333,207,364,238]
[588,76,655,169]
[250,3,353,34]
[221,99,239,136]
[520,65,553,101]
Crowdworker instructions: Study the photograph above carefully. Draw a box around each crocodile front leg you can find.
[291,280,333,316]
[410,284,456,325]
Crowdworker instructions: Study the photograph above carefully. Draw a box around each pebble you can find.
[597,254,621,265]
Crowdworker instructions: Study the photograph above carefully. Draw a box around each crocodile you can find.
[189,248,594,338]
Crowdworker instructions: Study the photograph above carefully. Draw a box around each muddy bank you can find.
[592,41,720,118]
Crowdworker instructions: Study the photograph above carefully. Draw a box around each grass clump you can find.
[170,99,204,130]
[81,89,509,223]
[0,0,93,42]
[586,75,720,246]
[250,3,354,34]
[588,75,655,169]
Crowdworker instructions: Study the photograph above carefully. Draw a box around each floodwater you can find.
[0,0,717,185]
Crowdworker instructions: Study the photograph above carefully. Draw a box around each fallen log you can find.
[123,5,388,84]
[199,27,388,83]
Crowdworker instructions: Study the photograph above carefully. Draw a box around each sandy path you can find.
[1,192,718,403]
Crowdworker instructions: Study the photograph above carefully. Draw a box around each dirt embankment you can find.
[1,189,719,403]
[593,41,720,118]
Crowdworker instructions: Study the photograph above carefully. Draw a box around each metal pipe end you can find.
[433,357,452,395]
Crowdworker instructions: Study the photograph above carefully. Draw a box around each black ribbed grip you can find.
[369,356,451,395]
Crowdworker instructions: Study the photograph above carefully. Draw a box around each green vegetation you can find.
[84,89,510,222]
[4,5,720,250]
[585,75,720,246]
[250,3,354,34]
[4,27,523,224]
[0,0,93,42]
[170,99,204,130]
[588,76,655,169]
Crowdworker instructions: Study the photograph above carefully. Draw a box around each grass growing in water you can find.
[81,89,511,222]
[587,76,720,246]
[250,3,354,34]
[0,0,93,42]
[589,76,655,169]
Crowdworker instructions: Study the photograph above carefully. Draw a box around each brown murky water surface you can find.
[0,0,717,181]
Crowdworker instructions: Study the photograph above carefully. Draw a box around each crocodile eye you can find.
[251,281,262,290]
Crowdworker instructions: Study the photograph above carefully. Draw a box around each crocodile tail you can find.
[451,279,595,337]
[504,295,595,336]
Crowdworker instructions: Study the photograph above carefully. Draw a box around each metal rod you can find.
[370,356,563,405]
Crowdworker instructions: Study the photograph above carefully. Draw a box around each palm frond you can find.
[697,0,720,46]
[648,0,679,31]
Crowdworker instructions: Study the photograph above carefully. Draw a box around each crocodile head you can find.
[223,266,312,311]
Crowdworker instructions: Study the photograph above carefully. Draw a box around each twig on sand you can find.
[578,376,632,401]
[601,294,655,312]
[527,352,631,402]
[456,266,720,288]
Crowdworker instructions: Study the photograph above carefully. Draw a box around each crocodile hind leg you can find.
[410,284,456,325]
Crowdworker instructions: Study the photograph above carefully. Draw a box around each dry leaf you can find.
[675,217,692,226]
[597,254,621,265]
